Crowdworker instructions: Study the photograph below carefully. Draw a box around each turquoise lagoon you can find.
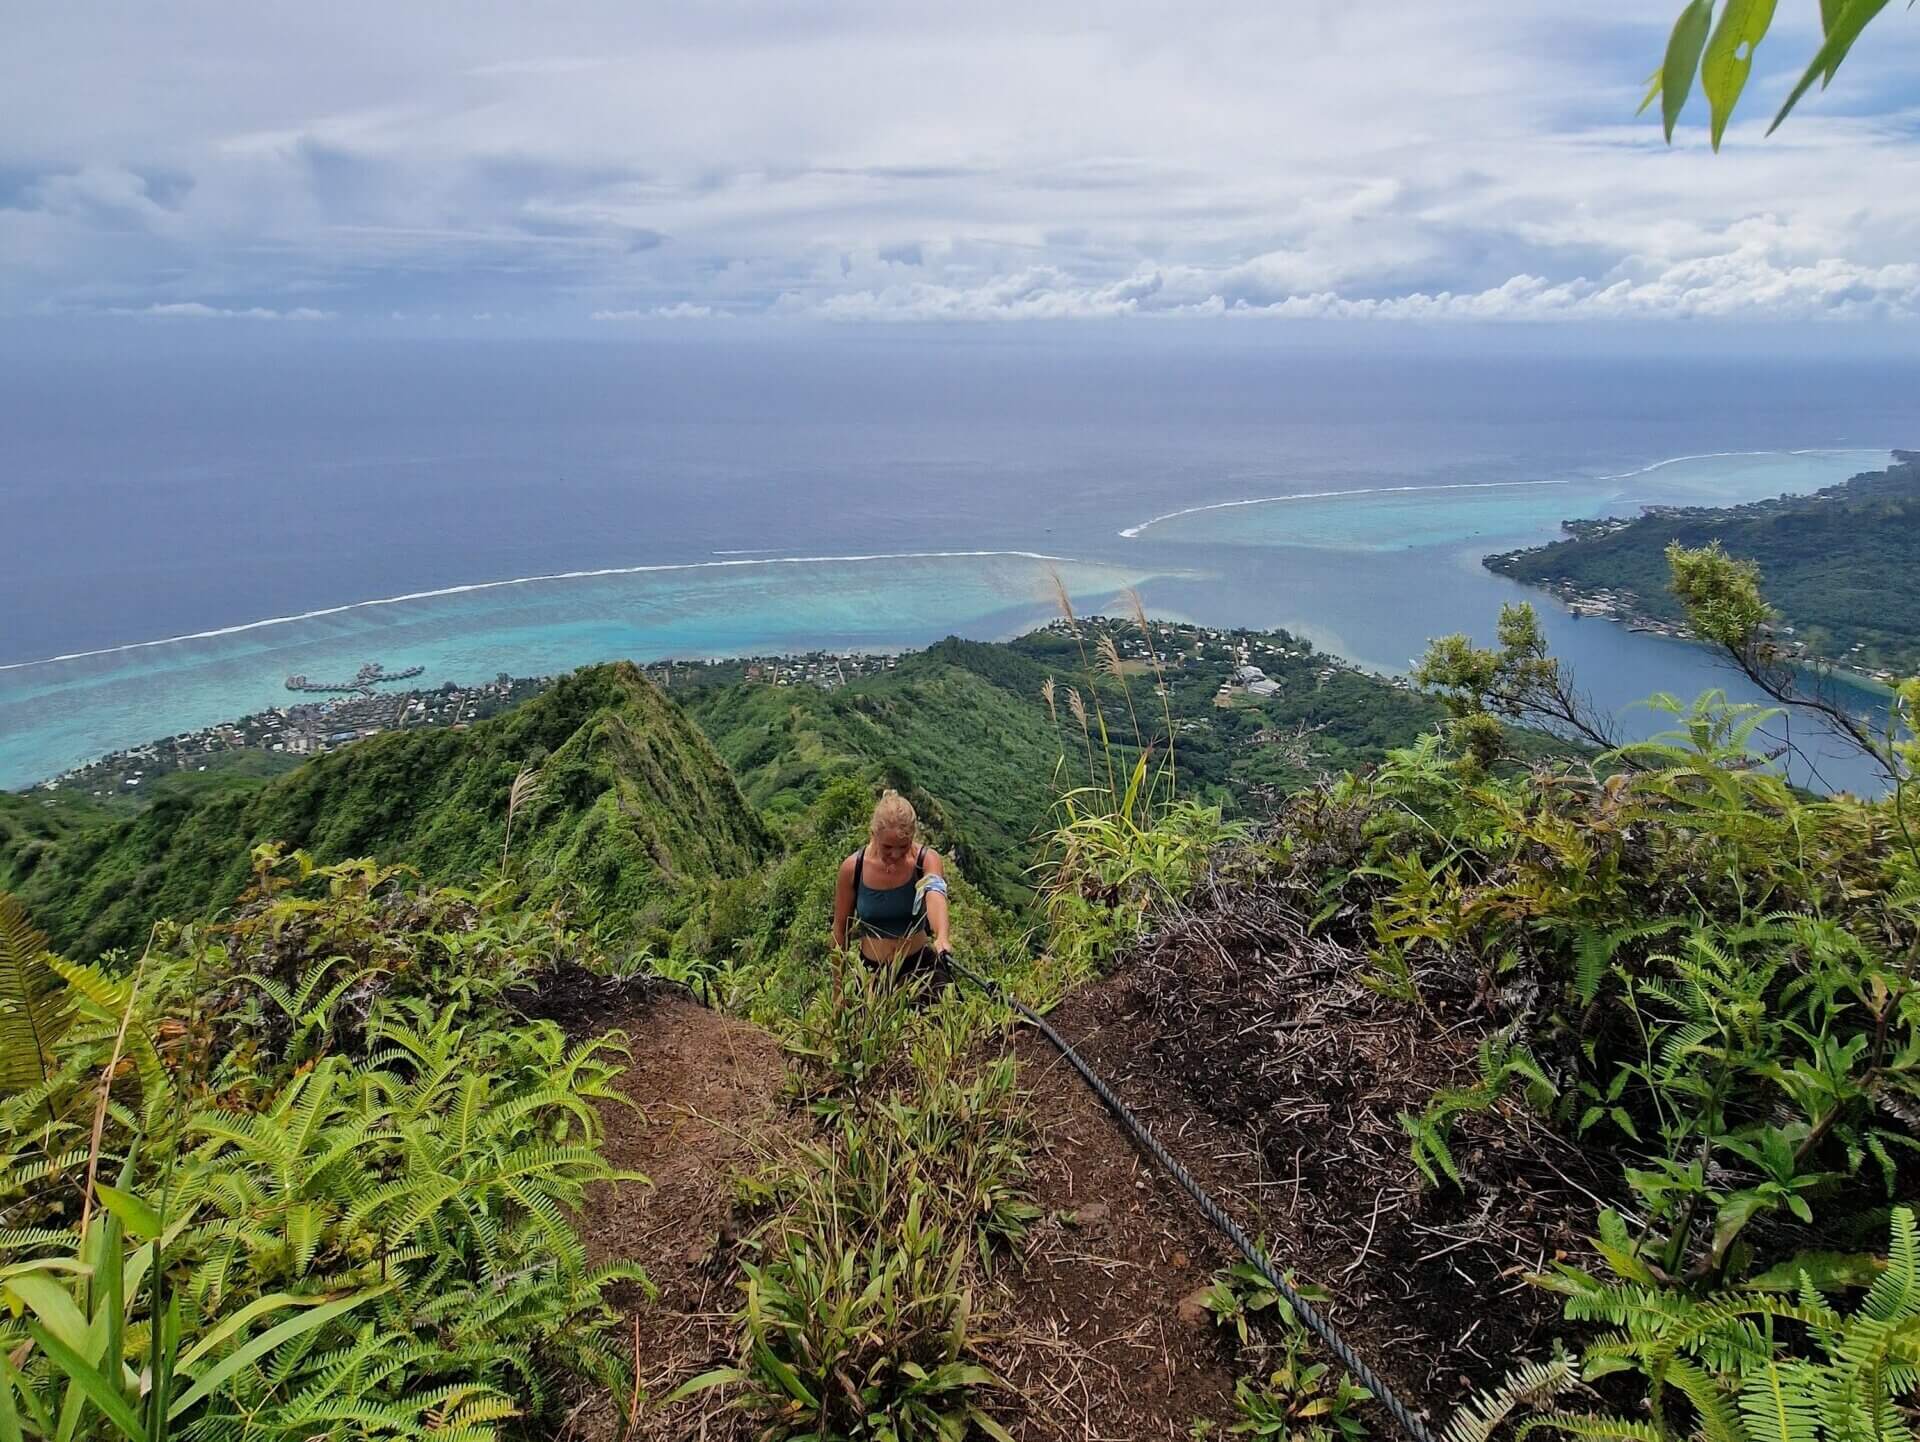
[0,447,1899,795]
[0,552,1157,789]
[1122,450,1892,551]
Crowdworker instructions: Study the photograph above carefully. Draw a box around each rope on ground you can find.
[947,956,1438,1442]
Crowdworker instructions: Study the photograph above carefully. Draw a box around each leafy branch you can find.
[1644,0,1903,148]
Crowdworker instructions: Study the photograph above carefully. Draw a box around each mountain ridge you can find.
[0,660,769,957]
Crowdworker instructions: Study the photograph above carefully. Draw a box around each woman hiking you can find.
[832,790,953,983]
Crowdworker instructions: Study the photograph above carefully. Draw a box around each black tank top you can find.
[852,846,927,939]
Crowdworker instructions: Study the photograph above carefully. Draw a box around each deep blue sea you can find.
[2,329,1914,794]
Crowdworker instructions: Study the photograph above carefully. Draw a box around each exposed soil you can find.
[571,990,793,1440]
[562,891,1615,1440]
[994,977,1267,1440]
[1114,869,1620,1409]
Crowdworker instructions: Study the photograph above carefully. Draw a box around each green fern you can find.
[1571,919,1685,1009]
[0,893,76,1099]
[1402,1031,1558,1190]
[1444,1345,1583,1442]
[1861,1208,1918,1325]
[1400,1107,1464,1189]
[1520,1208,1920,1442]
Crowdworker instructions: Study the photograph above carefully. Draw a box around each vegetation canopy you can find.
[1645,0,1903,147]
[3,536,1917,1439]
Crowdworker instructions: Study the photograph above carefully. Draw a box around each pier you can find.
[285,661,427,694]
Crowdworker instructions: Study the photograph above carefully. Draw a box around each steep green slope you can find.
[683,639,1062,908]
[685,629,1481,908]
[1487,451,1920,675]
[1003,627,1454,793]
[0,662,770,957]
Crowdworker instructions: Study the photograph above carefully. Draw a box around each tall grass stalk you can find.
[1066,687,1098,791]
[503,762,543,868]
[1095,632,1144,771]
[1048,570,1118,804]
[1126,588,1178,801]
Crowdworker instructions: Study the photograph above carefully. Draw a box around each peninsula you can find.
[1484,450,1920,680]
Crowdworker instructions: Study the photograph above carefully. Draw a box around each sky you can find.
[4,3,1920,334]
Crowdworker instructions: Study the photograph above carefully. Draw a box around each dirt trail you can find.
[577,984,1259,1440]
[575,956,1570,1440]
[996,975,1265,1440]
[576,991,792,1437]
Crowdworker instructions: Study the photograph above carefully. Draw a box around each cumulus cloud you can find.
[800,268,1162,321]
[591,302,716,320]
[4,2,1919,326]
[689,219,1920,324]
[113,302,334,320]
[800,245,1920,324]
[1250,254,1920,322]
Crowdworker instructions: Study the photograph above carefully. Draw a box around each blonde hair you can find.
[869,789,917,842]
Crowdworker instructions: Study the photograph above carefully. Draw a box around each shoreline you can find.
[1481,445,1918,694]
[13,622,1381,802]
[0,547,1083,675]
[1488,569,1902,698]
[7,448,1899,795]
[19,647,917,801]
[0,553,1168,791]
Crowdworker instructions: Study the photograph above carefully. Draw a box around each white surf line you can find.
[1593,446,1885,481]
[1118,448,1896,539]
[0,549,1082,675]
[1117,478,1574,540]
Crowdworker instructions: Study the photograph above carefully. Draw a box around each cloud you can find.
[784,235,1920,323]
[1249,252,1920,322]
[799,268,1163,321]
[112,302,334,320]
[591,302,716,319]
[3,2,1919,327]
[13,166,183,227]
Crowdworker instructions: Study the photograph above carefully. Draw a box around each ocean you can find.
[2,329,1913,794]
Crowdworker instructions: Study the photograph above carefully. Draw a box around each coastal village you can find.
[33,626,1402,804]
[1485,475,1916,686]
[35,650,906,802]
[639,649,903,692]
[38,673,551,802]
[1500,563,1903,683]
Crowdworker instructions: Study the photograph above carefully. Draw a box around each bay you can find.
[2,331,1912,793]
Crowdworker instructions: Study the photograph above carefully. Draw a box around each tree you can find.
[1645,0,1898,149]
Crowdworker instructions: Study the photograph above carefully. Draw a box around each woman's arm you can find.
[832,852,856,952]
[921,849,952,953]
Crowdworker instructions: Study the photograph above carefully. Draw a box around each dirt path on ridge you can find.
[564,961,1560,1441]
[574,992,791,1439]
[566,986,1254,1441]
[995,976,1262,1440]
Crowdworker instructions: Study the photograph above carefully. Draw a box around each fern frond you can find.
[1445,1346,1583,1442]
[0,894,76,1097]
[1861,1207,1917,1324]
[1736,1360,1821,1442]
[1661,1357,1745,1442]
[1517,1412,1665,1442]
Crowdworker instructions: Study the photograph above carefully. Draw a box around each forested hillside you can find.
[0,661,770,957]
[1488,450,1920,676]
[4,550,1918,1441]
[682,640,1064,909]
[688,626,1467,907]
[3,622,1562,959]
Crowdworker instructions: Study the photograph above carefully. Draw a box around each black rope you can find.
[948,956,1438,1442]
